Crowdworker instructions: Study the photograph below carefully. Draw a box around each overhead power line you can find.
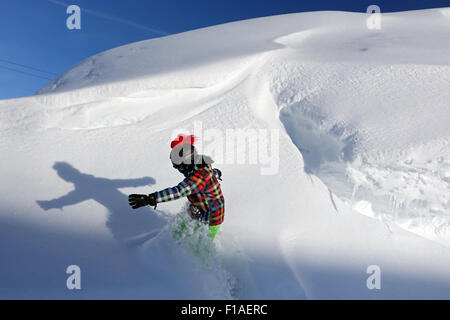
[0,58,58,75]
[0,65,53,81]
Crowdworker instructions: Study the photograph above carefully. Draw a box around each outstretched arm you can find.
[112,177,155,188]
[128,171,208,210]
[155,172,207,203]
[36,190,87,211]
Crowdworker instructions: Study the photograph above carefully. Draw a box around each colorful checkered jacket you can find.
[155,165,225,226]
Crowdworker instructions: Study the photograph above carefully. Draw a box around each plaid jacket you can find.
[155,165,225,226]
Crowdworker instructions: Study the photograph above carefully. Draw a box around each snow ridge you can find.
[1,9,450,299]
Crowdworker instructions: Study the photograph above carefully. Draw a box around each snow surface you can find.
[1,9,450,299]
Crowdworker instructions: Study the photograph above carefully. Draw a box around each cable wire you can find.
[0,58,58,75]
[0,65,53,81]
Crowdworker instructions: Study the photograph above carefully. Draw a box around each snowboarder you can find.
[128,134,225,240]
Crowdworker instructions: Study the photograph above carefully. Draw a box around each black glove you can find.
[128,193,157,209]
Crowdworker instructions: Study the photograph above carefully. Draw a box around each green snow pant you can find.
[207,224,221,241]
[172,219,221,264]
[172,218,221,241]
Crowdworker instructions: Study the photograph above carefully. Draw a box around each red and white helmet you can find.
[169,134,198,166]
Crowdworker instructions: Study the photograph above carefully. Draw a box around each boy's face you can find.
[173,163,187,174]
[173,163,194,175]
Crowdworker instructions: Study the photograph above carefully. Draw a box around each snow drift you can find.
[1,8,450,299]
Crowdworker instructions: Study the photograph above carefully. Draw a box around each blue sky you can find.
[0,0,448,100]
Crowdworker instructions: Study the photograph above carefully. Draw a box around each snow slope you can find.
[1,8,450,299]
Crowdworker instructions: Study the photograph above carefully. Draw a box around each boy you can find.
[128,135,224,240]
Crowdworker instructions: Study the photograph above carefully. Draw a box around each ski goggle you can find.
[173,163,190,172]
[173,163,195,175]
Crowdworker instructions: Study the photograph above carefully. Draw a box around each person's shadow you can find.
[36,162,167,246]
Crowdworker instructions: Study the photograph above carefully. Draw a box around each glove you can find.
[189,204,208,223]
[128,193,157,209]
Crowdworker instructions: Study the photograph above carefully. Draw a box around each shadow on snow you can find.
[36,161,166,246]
